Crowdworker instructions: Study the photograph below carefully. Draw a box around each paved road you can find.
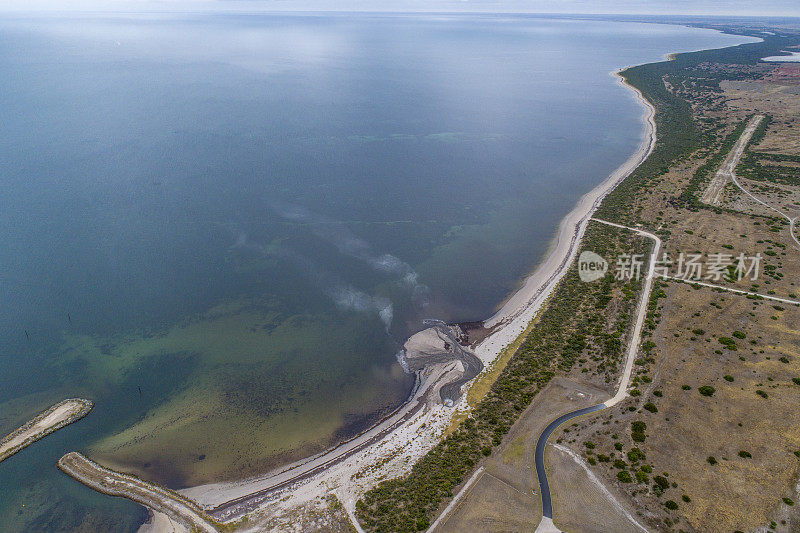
[534,404,606,519]
[533,218,661,531]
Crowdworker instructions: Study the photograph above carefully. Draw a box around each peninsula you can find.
[0,399,93,464]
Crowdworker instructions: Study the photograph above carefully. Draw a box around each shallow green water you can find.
[0,12,757,530]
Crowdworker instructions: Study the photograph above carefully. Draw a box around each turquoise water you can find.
[0,13,756,531]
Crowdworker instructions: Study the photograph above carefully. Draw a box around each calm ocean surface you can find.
[0,13,755,530]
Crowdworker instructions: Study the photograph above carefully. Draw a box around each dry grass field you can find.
[558,55,800,532]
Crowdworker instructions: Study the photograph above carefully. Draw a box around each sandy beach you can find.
[137,68,658,531]
[480,69,656,348]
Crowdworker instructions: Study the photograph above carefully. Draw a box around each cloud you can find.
[233,232,395,329]
[270,201,429,303]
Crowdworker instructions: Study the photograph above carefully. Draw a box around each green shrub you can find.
[682,494,691,502]
[707,456,717,465]
[718,337,738,350]
[627,448,645,462]
[617,471,633,483]
[698,385,716,397]
[682,385,691,390]
[756,389,769,398]
[783,497,795,506]
[733,331,746,339]
[724,375,734,382]
[738,450,752,458]
[664,500,679,511]
[643,402,658,412]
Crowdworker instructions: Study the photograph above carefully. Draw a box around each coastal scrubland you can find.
[356,221,649,531]
[358,26,800,533]
[564,30,800,532]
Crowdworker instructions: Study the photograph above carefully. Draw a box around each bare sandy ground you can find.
[550,444,649,532]
[133,70,657,532]
[0,398,92,463]
[137,511,189,533]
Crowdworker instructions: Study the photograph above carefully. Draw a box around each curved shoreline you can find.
[58,451,218,533]
[476,69,656,357]
[164,68,658,521]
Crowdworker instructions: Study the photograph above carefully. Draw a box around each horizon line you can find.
[2,9,800,18]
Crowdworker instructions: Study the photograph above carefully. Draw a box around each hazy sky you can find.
[1,0,798,16]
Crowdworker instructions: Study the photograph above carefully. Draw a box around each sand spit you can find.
[0,398,93,464]
[139,69,658,532]
[58,452,219,533]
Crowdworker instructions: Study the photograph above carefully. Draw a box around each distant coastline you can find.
[763,50,800,61]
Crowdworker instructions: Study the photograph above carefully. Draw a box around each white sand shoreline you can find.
[141,68,657,531]
[479,68,656,357]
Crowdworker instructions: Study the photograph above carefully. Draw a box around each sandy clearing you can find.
[552,444,649,533]
[137,511,190,533]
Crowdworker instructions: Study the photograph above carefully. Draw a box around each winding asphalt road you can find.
[533,219,661,532]
[534,404,606,518]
